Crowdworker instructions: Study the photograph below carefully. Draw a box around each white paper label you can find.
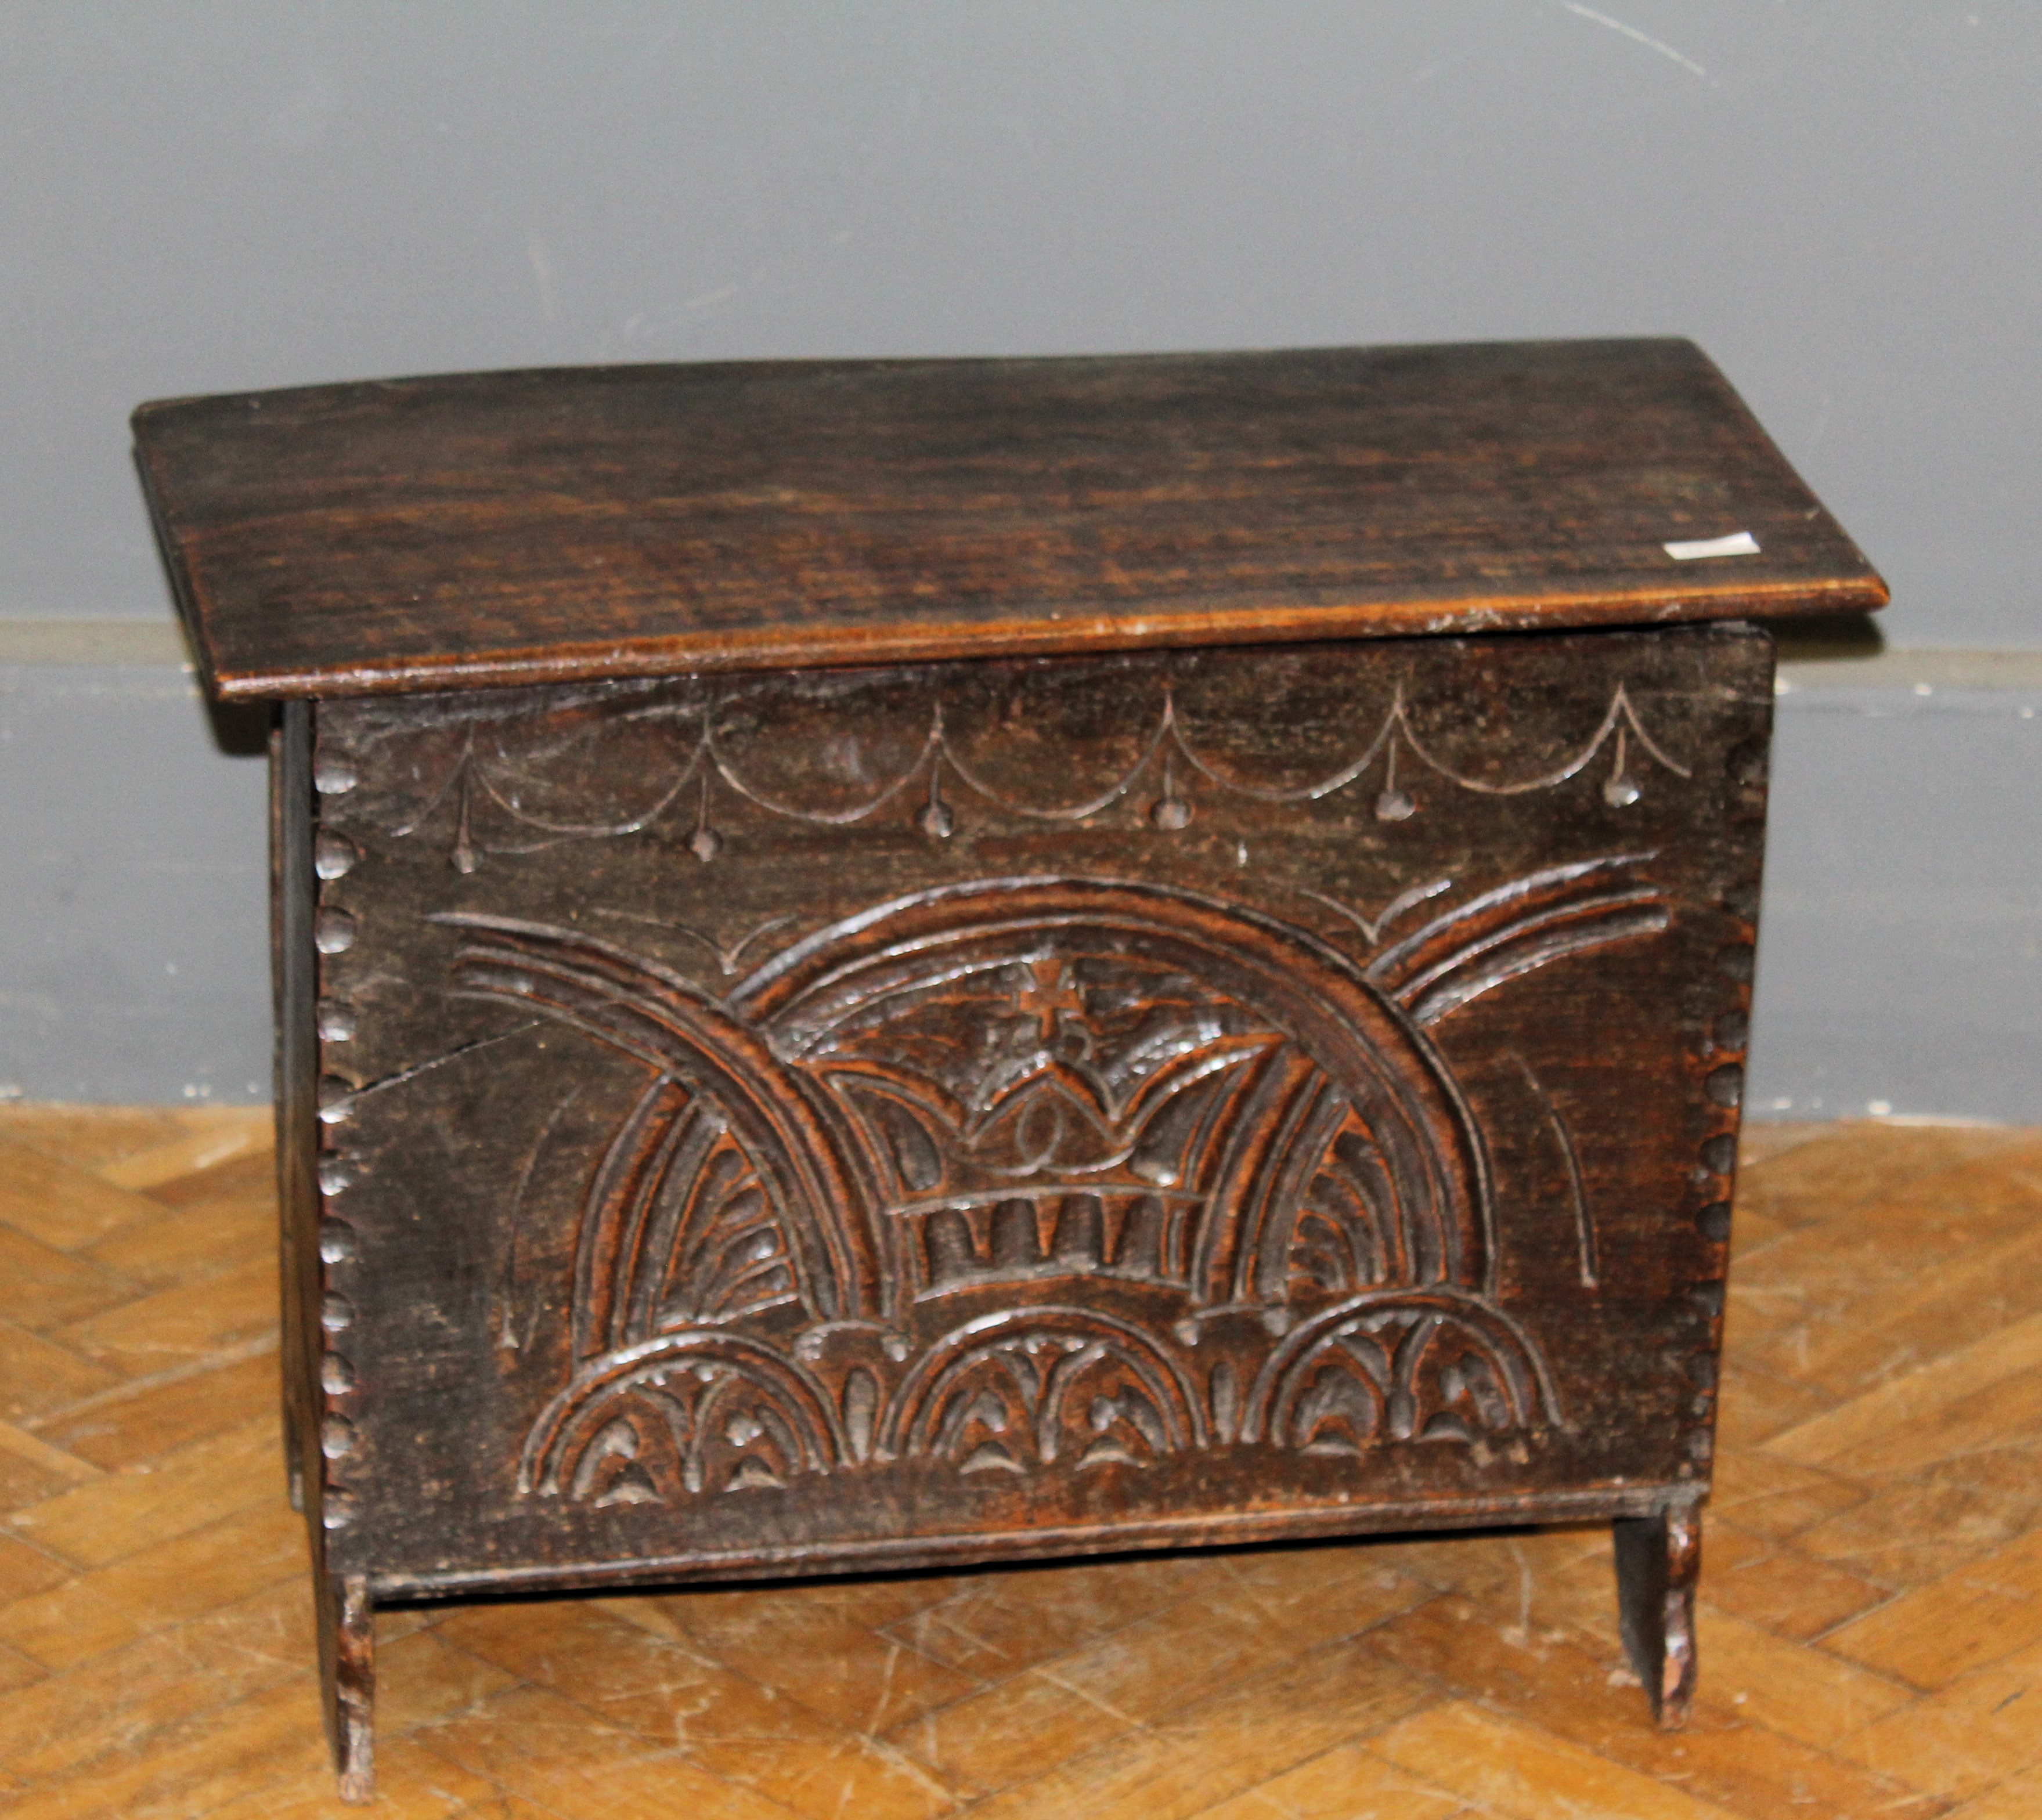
[1664,531,1761,561]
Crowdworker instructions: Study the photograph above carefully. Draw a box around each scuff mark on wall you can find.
[1557,3,1710,82]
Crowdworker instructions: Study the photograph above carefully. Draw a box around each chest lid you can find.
[134,338,1884,701]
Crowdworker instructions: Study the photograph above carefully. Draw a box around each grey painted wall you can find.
[0,665,267,1105]
[1758,678,2042,1123]
[3,4,2039,1112]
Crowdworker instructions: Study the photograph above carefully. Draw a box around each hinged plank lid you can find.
[134,338,1884,700]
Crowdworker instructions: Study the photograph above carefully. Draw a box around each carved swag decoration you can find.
[437,862,1666,1511]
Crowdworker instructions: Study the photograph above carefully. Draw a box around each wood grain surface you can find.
[2,1108,2035,1818]
[132,341,1885,700]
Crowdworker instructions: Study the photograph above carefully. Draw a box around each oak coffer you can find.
[132,341,1885,1800]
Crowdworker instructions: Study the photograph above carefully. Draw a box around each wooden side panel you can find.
[304,626,1768,1592]
[274,702,325,1538]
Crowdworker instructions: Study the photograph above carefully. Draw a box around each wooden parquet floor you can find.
[1,1109,2039,1818]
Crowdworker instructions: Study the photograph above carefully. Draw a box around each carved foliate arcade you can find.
[436,868,1667,1510]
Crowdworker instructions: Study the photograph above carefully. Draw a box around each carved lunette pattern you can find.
[432,864,1665,1508]
[387,681,1692,869]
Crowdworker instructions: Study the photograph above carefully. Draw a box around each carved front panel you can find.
[304,627,1767,1587]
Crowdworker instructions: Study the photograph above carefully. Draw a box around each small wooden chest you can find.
[134,340,1884,1800]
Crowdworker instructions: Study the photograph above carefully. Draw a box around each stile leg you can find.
[319,1572,376,1801]
[1614,1499,1701,1728]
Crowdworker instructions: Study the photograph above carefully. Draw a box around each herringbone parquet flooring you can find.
[1,1108,2039,1818]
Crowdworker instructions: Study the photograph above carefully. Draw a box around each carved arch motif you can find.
[730,879,1493,1309]
[521,1330,845,1500]
[1242,1287,1561,1452]
[876,1306,1208,1475]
